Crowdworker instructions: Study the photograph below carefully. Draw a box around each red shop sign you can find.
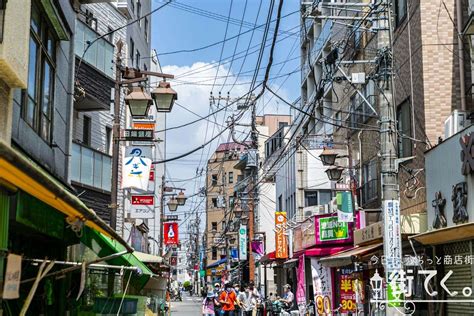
[164,222,179,245]
[131,195,154,205]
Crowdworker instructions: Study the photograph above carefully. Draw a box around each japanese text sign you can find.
[164,222,179,245]
[2,254,21,299]
[275,211,288,259]
[315,215,353,245]
[339,270,357,313]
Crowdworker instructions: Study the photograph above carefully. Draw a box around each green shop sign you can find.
[317,216,350,243]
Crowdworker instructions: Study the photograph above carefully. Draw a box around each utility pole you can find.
[378,1,402,313]
[248,100,257,283]
[159,174,165,255]
[110,40,123,231]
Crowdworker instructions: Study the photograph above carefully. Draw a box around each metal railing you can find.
[74,20,114,78]
[70,142,112,191]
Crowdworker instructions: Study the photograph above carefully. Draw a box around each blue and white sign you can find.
[239,225,247,261]
[122,147,152,191]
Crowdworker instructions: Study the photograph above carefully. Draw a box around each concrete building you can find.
[205,141,247,277]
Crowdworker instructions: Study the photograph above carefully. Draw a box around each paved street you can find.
[169,293,202,316]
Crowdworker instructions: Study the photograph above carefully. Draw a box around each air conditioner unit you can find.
[444,110,471,139]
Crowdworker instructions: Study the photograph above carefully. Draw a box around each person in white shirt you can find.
[238,284,259,316]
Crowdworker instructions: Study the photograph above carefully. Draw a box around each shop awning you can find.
[81,226,153,289]
[410,223,474,245]
[260,251,276,264]
[283,258,299,268]
[206,258,227,269]
[319,243,383,267]
[0,141,130,250]
[295,246,349,258]
[134,251,164,264]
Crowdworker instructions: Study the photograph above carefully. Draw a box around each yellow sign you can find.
[275,211,288,259]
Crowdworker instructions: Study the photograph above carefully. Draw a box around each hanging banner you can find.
[163,222,179,245]
[122,147,152,190]
[337,191,354,222]
[275,211,288,259]
[339,268,357,313]
[239,225,248,260]
[2,254,22,299]
[251,240,264,261]
[296,255,307,314]
[311,258,333,315]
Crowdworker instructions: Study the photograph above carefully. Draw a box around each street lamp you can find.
[124,86,153,117]
[176,191,187,206]
[151,81,178,112]
[167,198,179,212]
[325,166,344,181]
[319,148,339,166]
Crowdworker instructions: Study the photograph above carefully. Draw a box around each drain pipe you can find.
[457,0,466,111]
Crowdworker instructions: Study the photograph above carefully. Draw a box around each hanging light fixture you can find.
[176,191,187,206]
[151,81,178,112]
[167,198,179,212]
[319,148,339,166]
[325,166,344,181]
[124,86,153,117]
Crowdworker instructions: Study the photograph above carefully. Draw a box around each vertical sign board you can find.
[164,222,179,245]
[275,212,288,259]
[2,254,21,299]
[130,195,154,219]
[311,258,333,315]
[383,200,401,272]
[122,147,152,191]
[239,225,247,261]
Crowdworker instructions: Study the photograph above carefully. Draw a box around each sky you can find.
[149,0,301,239]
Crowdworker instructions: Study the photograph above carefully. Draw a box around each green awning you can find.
[81,227,154,289]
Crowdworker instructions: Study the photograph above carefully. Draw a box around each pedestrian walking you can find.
[238,285,258,316]
[203,291,220,316]
[219,282,238,316]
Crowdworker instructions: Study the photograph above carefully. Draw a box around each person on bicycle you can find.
[279,284,295,311]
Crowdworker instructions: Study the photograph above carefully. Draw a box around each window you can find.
[135,50,140,69]
[397,100,412,157]
[220,248,226,256]
[212,198,218,208]
[211,174,218,186]
[360,158,378,205]
[83,116,91,146]
[222,222,226,231]
[304,191,318,207]
[349,80,375,128]
[395,0,407,26]
[278,195,283,211]
[211,222,217,231]
[22,4,56,143]
[212,247,217,260]
[129,38,134,66]
[319,190,332,205]
[144,17,148,42]
[228,172,233,183]
[137,0,141,26]
[278,122,288,129]
[229,196,234,208]
[105,126,112,155]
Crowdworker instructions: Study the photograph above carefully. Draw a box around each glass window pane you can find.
[96,40,105,73]
[319,190,332,205]
[28,38,38,99]
[102,156,111,191]
[47,32,55,59]
[42,61,52,115]
[74,23,85,57]
[30,6,40,34]
[81,147,94,186]
[40,114,50,141]
[71,143,81,182]
[93,152,102,188]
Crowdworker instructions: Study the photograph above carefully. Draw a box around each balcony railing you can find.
[74,20,114,78]
[311,20,333,65]
[71,142,112,191]
[357,178,379,206]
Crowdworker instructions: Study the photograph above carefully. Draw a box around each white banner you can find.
[239,225,247,261]
[311,258,333,315]
[383,200,402,272]
[122,147,152,191]
[3,254,22,299]
[130,207,154,219]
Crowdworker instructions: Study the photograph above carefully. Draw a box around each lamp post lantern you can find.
[124,86,154,117]
[176,191,187,206]
[167,198,179,212]
[319,148,339,166]
[151,81,178,112]
[325,166,344,181]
